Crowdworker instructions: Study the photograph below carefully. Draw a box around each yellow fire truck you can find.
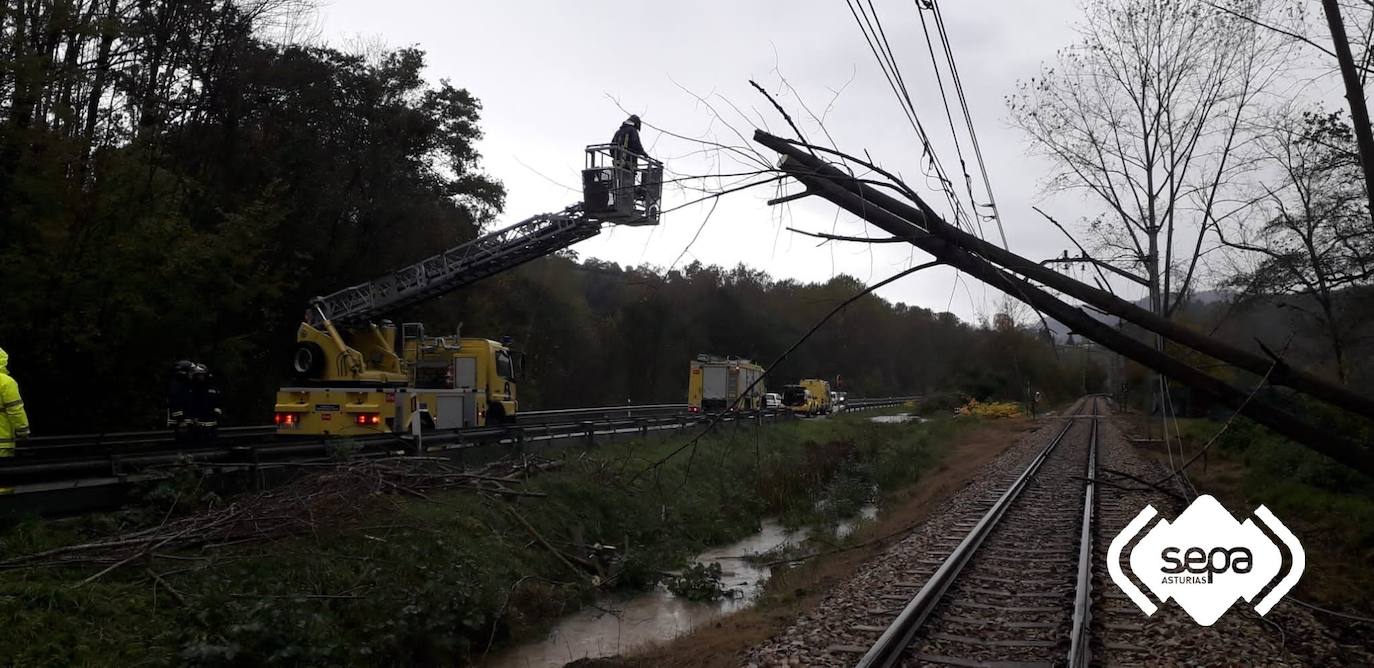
[273,142,663,436]
[687,354,766,413]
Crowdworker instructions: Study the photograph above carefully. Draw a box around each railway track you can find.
[853,396,1102,668]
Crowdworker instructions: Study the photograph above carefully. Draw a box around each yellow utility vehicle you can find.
[687,354,766,413]
[781,378,833,416]
[274,322,523,436]
[274,143,663,436]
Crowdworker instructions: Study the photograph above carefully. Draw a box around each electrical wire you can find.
[914,3,989,244]
[844,0,975,233]
[928,0,1010,250]
[847,0,1019,319]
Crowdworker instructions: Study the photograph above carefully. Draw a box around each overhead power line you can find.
[926,0,1009,250]
[844,0,977,234]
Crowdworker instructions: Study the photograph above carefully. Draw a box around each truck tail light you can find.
[274,412,300,426]
[354,413,381,426]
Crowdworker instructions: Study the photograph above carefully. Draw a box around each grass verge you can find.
[0,410,975,666]
[1137,415,1374,616]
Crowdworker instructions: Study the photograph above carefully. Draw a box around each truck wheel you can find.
[289,342,325,379]
[487,403,507,425]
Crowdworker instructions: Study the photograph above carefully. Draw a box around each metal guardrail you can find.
[9,405,692,460]
[21,424,276,449]
[0,397,918,515]
[0,405,767,487]
[15,398,909,461]
[843,396,919,411]
[516,403,686,424]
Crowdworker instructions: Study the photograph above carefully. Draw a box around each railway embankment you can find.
[0,404,997,666]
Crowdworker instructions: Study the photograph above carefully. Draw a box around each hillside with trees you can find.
[0,1,1089,432]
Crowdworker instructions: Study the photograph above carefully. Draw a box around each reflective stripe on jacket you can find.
[0,349,30,443]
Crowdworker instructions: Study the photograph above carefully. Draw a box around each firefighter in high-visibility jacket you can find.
[0,346,31,457]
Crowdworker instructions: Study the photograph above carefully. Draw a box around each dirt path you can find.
[582,416,1043,668]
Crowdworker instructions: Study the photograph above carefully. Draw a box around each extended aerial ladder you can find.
[274,144,663,436]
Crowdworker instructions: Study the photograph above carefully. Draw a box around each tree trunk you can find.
[751,132,1374,420]
[1316,295,1348,384]
[756,135,1374,478]
[78,0,117,186]
[1322,0,1374,225]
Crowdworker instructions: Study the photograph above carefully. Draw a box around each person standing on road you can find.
[167,360,194,438]
[189,363,222,439]
[0,346,31,457]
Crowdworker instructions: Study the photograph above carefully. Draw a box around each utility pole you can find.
[1322,0,1374,224]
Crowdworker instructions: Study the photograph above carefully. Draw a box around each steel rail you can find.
[1068,396,1099,667]
[854,398,1086,668]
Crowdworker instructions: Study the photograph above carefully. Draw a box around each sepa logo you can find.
[1107,495,1304,626]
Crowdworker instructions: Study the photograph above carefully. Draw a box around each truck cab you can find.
[404,324,522,426]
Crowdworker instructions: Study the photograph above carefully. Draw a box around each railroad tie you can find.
[824,644,870,655]
[939,615,1060,630]
[926,632,1059,648]
[946,600,1061,613]
[910,654,1052,668]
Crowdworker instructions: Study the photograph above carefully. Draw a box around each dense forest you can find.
[421,257,1099,412]
[0,0,1097,433]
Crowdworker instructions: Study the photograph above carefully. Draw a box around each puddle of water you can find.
[868,412,925,424]
[487,520,807,668]
[834,504,879,539]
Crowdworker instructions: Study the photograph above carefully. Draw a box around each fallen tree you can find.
[753,129,1374,479]
[755,131,1374,420]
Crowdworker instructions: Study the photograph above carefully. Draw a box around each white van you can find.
[763,392,783,409]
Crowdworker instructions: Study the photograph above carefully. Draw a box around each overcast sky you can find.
[314,0,1147,322]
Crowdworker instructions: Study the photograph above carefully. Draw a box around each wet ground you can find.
[868,412,925,424]
[488,509,877,667]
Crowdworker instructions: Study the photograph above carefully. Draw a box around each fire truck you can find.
[274,143,663,436]
[687,354,766,413]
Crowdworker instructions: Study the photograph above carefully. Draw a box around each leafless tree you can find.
[1208,0,1374,225]
[1218,107,1374,382]
[1007,0,1295,319]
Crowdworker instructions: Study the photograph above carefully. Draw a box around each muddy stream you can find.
[487,506,878,667]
